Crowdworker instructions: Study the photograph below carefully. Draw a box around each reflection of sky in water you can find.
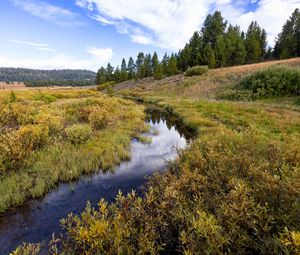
[0,113,188,254]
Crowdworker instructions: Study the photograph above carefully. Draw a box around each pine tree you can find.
[245,21,267,63]
[136,52,145,79]
[120,58,128,82]
[178,45,192,71]
[113,66,121,83]
[106,63,114,81]
[153,63,163,80]
[203,44,216,68]
[166,54,178,76]
[161,53,169,75]
[189,31,203,66]
[215,35,226,67]
[144,54,152,77]
[225,25,246,66]
[202,11,227,48]
[127,57,136,79]
[96,67,106,85]
[274,8,300,59]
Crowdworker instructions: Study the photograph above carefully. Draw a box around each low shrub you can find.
[217,89,256,101]
[0,125,48,173]
[33,94,57,103]
[240,66,300,97]
[185,66,209,77]
[96,81,116,91]
[65,124,93,144]
[88,108,110,130]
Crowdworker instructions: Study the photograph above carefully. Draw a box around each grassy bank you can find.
[0,89,146,213]
[13,60,300,254]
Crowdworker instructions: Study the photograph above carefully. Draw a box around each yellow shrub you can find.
[65,124,93,144]
[0,125,48,173]
[88,107,111,130]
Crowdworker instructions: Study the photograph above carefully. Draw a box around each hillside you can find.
[0,67,96,82]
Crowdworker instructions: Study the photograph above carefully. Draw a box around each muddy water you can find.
[0,109,193,254]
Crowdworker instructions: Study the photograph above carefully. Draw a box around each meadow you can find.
[12,58,300,254]
[0,89,146,213]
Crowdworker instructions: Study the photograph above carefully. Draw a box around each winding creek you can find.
[0,109,194,254]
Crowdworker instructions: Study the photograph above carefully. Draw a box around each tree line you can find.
[0,68,96,83]
[96,8,300,84]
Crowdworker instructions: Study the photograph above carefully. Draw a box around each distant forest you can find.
[96,8,300,84]
[0,68,96,86]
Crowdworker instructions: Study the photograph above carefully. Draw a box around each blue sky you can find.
[0,0,299,71]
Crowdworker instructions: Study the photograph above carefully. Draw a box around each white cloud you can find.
[86,47,113,63]
[10,0,84,27]
[76,0,212,50]
[0,47,113,71]
[76,0,300,49]
[10,39,56,52]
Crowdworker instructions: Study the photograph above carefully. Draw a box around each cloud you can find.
[86,47,113,63]
[10,0,84,27]
[10,39,56,52]
[76,0,300,49]
[0,47,113,71]
[76,0,211,50]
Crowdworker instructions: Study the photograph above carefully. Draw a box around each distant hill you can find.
[0,67,96,86]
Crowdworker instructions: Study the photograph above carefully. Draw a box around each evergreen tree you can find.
[120,58,128,82]
[203,44,216,68]
[225,25,246,66]
[178,45,192,71]
[166,54,178,76]
[106,63,114,81]
[245,21,267,63]
[189,31,203,66]
[152,52,159,71]
[144,53,152,77]
[274,8,300,59]
[202,11,227,47]
[136,52,145,79]
[153,63,163,80]
[113,66,121,83]
[161,53,169,75]
[127,57,136,79]
[215,35,226,67]
[96,67,106,85]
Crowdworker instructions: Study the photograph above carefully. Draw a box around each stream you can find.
[0,109,193,254]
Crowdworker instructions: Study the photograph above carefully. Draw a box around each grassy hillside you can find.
[13,59,300,254]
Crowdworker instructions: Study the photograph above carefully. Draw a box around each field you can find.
[0,89,146,213]
[11,59,300,254]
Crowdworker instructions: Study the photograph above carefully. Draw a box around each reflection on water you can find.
[0,110,191,254]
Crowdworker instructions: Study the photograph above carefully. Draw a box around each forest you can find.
[0,68,96,86]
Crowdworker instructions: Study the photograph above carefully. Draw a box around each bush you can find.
[217,89,256,101]
[88,108,110,130]
[33,94,57,103]
[0,125,49,173]
[240,66,300,97]
[65,124,93,144]
[185,66,209,77]
[96,81,116,91]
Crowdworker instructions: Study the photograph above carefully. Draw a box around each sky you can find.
[0,0,299,71]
